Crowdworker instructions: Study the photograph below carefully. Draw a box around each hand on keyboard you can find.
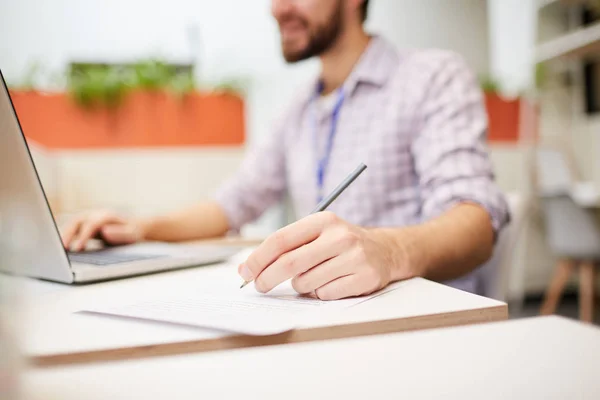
[61,210,146,252]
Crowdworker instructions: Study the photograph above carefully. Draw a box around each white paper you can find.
[81,281,397,336]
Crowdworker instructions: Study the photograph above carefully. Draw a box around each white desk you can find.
[0,273,70,296]
[22,316,600,399]
[3,258,507,367]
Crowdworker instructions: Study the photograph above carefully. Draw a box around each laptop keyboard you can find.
[67,251,167,266]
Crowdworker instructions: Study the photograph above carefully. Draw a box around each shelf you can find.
[537,0,590,10]
[536,21,600,62]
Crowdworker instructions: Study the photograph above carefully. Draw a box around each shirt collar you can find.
[297,35,399,115]
[341,35,398,96]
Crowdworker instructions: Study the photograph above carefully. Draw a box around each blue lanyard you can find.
[313,86,345,203]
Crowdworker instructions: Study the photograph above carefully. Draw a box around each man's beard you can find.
[281,4,343,63]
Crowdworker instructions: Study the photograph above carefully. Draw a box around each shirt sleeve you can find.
[214,118,287,232]
[411,51,510,235]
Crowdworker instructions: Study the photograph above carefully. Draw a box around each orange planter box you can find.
[10,90,245,149]
[485,93,538,144]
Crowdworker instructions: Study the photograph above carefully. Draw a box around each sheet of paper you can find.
[80,281,399,336]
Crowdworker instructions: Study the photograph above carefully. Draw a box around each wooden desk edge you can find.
[30,303,508,368]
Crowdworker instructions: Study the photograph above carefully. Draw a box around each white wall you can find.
[27,142,61,212]
[0,0,490,82]
[1,0,491,236]
[0,0,490,145]
[368,0,489,74]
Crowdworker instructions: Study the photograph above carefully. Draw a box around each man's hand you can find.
[61,211,145,252]
[238,212,413,300]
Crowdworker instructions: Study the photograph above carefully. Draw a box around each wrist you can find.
[135,217,155,241]
[371,227,426,282]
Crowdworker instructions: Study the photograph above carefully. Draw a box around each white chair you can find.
[536,148,599,323]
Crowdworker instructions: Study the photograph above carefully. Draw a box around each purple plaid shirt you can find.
[215,36,509,294]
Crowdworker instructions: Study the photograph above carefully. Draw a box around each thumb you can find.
[100,224,140,245]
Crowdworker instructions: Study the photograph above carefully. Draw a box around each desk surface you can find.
[22,316,600,400]
[4,251,506,367]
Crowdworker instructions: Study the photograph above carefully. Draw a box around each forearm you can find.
[138,201,230,242]
[377,203,495,282]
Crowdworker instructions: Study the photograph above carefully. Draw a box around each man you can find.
[62,0,509,299]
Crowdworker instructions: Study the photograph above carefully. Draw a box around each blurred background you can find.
[1,0,600,319]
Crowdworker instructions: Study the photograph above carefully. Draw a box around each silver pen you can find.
[240,163,368,289]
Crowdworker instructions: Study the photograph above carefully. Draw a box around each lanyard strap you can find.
[313,86,345,203]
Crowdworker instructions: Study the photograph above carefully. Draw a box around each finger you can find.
[100,224,139,245]
[291,252,353,295]
[314,274,365,301]
[254,235,342,293]
[71,220,101,252]
[61,218,84,248]
[72,215,125,252]
[242,212,339,282]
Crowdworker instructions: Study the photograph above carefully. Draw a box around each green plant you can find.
[16,58,246,109]
[479,70,544,97]
[68,65,132,108]
[132,59,173,90]
[535,62,547,91]
[211,77,251,96]
[67,60,198,108]
[479,75,501,94]
[7,61,42,91]
[21,61,42,90]
[168,72,196,97]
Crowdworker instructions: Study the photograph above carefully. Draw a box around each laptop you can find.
[0,70,241,284]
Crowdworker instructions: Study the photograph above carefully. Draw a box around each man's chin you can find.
[282,48,313,63]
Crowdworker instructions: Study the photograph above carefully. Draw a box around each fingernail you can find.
[239,264,253,282]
